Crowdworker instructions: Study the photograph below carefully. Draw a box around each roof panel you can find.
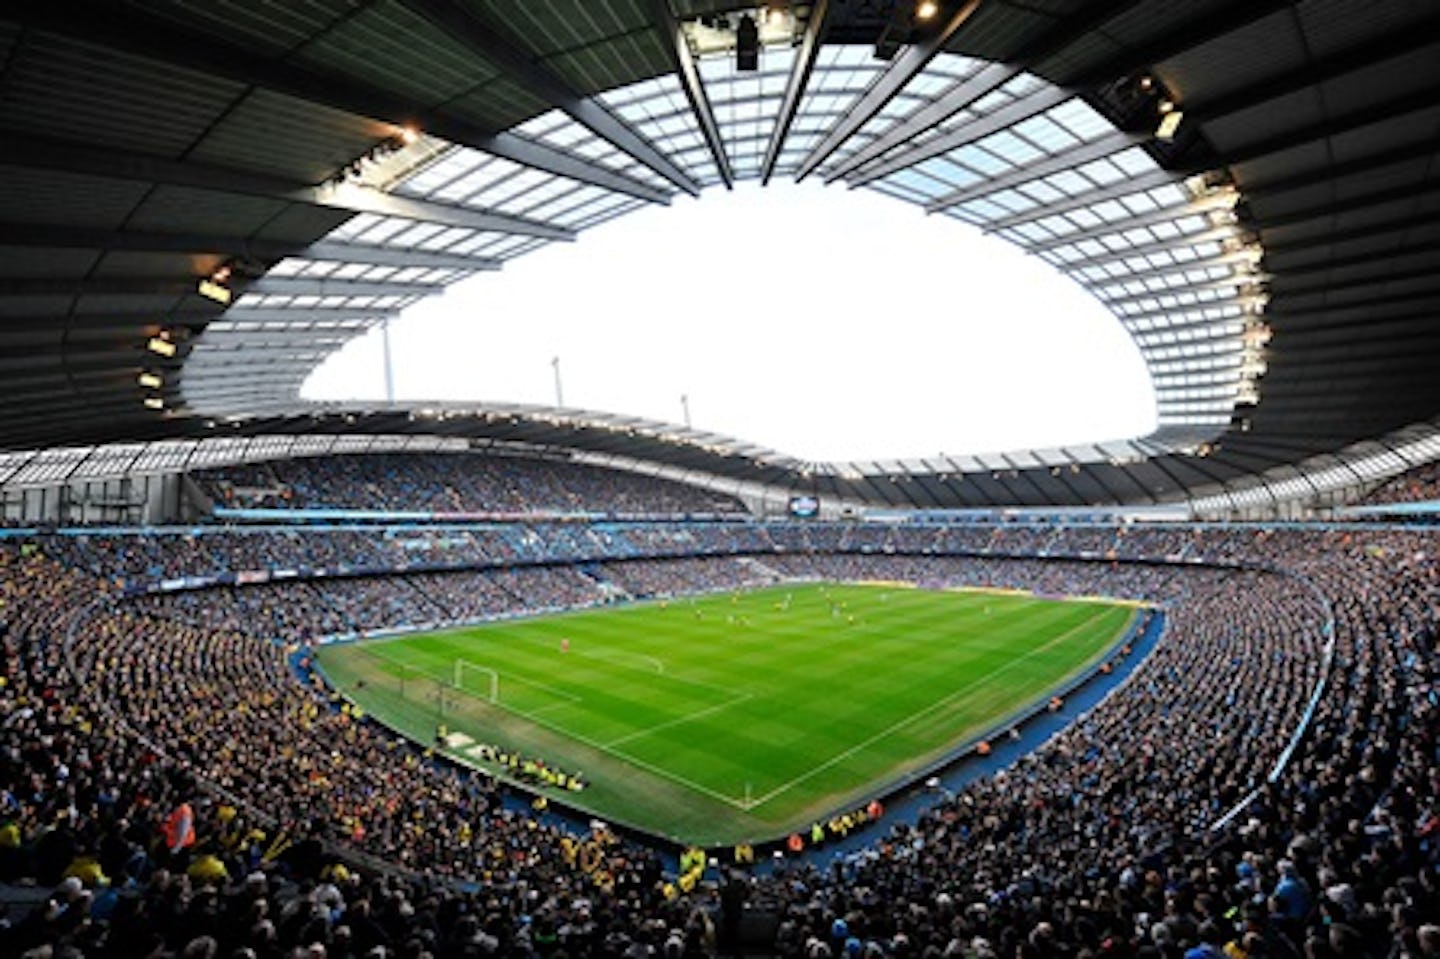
[132,0,356,59]
[123,186,291,236]
[188,89,395,184]
[298,0,501,107]
[0,32,242,157]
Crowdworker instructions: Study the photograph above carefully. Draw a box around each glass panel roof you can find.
[183,27,1268,472]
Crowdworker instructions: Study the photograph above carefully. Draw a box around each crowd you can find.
[37,521,1291,597]
[130,567,614,643]
[1356,462,1440,506]
[196,453,747,516]
[596,557,777,598]
[0,521,1434,959]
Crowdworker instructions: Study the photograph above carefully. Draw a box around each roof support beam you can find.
[794,0,985,182]
[1066,0,1295,87]
[925,130,1142,212]
[0,277,219,298]
[1133,318,1248,346]
[1025,193,1232,253]
[1056,223,1241,270]
[1153,451,1229,493]
[243,277,444,299]
[0,223,502,272]
[1274,304,1437,348]
[0,134,574,240]
[196,331,356,348]
[404,0,699,197]
[1239,138,1440,198]
[1184,18,1440,123]
[214,308,399,324]
[1183,81,1440,174]
[1268,238,1440,277]
[1149,356,1244,376]
[8,0,672,204]
[1260,215,1430,256]
[1253,181,1440,231]
[325,182,574,241]
[299,241,500,272]
[1266,320,1440,356]
[845,85,1073,186]
[981,168,1178,232]
[653,0,734,189]
[836,0,1146,183]
[0,275,436,301]
[1088,248,1259,289]
[1092,293,1243,325]
[1268,288,1440,320]
[828,60,1018,182]
[0,223,301,261]
[1271,265,1440,299]
[1057,451,1126,505]
[761,0,830,184]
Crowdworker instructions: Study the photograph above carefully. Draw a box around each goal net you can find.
[452,659,499,704]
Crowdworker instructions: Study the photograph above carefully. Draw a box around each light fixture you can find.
[210,264,233,284]
[137,371,163,389]
[198,278,232,304]
[1156,109,1184,142]
[916,0,939,20]
[143,396,164,410]
[398,125,420,145]
[147,336,177,357]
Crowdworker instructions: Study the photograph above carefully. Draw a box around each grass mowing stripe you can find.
[743,605,1117,809]
[603,692,754,749]
[317,583,1136,844]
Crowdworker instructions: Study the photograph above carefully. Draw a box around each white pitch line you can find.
[603,693,753,749]
[481,694,753,810]
[746,608,1116,809]
[491,671,584,703]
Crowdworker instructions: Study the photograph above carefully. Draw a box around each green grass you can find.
[315,582,1136,846]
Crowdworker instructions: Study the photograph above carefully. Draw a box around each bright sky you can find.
[304,180,1156,463]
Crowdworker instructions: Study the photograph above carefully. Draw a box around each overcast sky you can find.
[304,180,1155,463]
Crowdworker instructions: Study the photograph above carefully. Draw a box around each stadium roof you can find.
[1,0,1437,509]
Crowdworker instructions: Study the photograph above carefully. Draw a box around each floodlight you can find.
[137,371,163,389]
[147,336,177,357]
[143,396,164,410]
[1156,110,1184,141]
[198,278,232,304]
[916,0,939,20]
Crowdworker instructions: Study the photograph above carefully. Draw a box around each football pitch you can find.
[315,582,1138,846]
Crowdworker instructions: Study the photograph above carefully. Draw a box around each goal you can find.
[452,660,499,704]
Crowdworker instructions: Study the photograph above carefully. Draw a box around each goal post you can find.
[453,659,499,704]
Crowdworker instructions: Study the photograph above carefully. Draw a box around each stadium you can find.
[0,1,1437,957]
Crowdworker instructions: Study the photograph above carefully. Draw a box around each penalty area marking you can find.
[473,692,756,811]
[351,642,749,808]
[742,607,1121,811]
